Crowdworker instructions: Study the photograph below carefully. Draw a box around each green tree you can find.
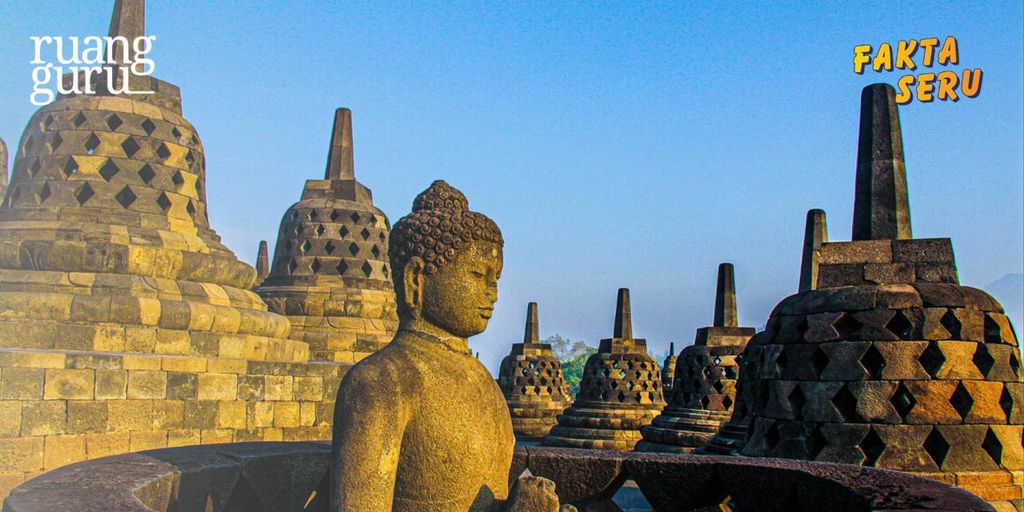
[544,335,596,397]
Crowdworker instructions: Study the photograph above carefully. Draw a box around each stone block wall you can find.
[0,347,347,500]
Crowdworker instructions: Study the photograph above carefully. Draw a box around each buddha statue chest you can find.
[389,334,515,511]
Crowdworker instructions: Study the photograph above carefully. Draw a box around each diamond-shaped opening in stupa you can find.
[859,427,885,467]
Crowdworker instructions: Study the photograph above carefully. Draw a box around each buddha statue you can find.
[331,180,564,512]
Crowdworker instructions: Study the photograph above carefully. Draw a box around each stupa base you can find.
[509,402,566,440]
[543,404,661,451]
[636,407,731,452]
[694,422,748,455]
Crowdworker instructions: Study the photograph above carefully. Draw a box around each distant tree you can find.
[544,335,596,397]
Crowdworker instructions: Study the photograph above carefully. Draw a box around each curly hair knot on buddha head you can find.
[389,180,503,276]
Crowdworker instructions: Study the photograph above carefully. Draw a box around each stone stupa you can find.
[637,263,756,453]
[256,109,398,362]
[544,289,666,450]
[660,342,677,398]
[698,210,829,456]
[0,1,346,501]
[497,302,571,441]
[738,84,1023,510]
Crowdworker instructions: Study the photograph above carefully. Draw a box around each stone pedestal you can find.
[638,263,755,453]
[544,289,665,450]
[256,109,397,363]
[498,303,570,440]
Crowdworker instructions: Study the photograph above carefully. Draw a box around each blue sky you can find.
[1,1,1021,371]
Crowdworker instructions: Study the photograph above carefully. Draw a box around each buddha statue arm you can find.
[330,362,409,512]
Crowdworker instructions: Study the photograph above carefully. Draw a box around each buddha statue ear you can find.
[401,256,426,318]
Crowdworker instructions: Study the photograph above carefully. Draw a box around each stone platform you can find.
[2,442,993,511]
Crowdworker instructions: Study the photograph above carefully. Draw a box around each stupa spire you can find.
[852,83,912,241]
[255,240,270,283]
[107,0,145,67]
[713,263,737,328]
[325,108,355,180]
[798,209,828,292]
[669,342,674,356]
[523,302,540,344]
[613,288,632,339]
[0,137,8,197]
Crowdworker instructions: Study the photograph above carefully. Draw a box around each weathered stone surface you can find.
[852,83,911,241]
[543,289,664,451]
[0,138,8,201]
[799,209,828,292]
[254,240,269,286]
[505,475,561,512]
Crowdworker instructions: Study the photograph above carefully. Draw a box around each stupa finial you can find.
[524,302,540,344]
[799,209,828,292]
[0,137,8,192]
[852,83,912,241]
[713,263,738,327]
[325,108,355,180]
[255,240,270,283]
[107,0,145,67]
[613,288,632,339]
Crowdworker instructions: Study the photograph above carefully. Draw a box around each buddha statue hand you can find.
[503,475,577,512]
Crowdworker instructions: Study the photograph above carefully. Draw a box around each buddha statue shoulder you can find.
[331,181,566,512]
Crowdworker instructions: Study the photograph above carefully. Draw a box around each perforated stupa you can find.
[737,84,1023,510]
[497,302,571,440]
[638,263,755,453]
[544,288,666,450]
[256,109,397,362]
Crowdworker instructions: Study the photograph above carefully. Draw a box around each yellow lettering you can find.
[916,73,935,102]
[936,71,959,101]
[962,68,983,97]
[853,45,872,74]
[895,40,918,70]
[895,75,915,105]
[873,43,893,71]
[938,36,959,65]
[919,38,939,66]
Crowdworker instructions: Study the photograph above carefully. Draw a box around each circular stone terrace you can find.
[2,442,992,512]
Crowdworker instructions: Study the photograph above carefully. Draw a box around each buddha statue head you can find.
[388,180,504,338]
